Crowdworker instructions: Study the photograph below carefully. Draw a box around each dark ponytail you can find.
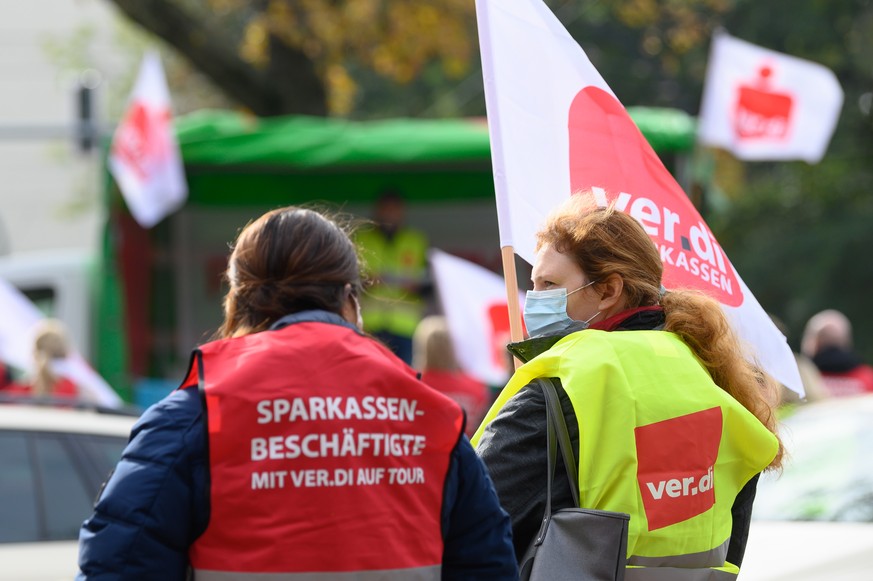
[220,207,361,338]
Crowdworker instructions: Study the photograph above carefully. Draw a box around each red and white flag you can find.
[698,31,843,163]
[476,0,803,395]
[0,277,122,407]
[109,52,187,228]
[430,250,524,386]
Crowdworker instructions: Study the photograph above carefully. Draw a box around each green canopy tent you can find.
[175,108,695,204]
[97,109,696,401]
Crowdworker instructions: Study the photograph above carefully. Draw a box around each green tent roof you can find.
[178,112,493,169]
[171,109,695,206]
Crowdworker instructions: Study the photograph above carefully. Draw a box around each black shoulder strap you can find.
[535,378,580,507]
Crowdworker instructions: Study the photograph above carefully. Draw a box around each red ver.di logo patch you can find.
[634,407,722,531]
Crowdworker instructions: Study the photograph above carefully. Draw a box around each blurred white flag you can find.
[430,250,524,386]
[698,31,843,163]
[109,51,187,228]
[475,0,803,396]
[0,278,122,407]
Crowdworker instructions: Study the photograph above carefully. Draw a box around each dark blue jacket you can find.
[77,311,517,580]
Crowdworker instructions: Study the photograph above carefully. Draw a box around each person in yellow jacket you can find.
[473,194,783,579]
[355,191,429,364]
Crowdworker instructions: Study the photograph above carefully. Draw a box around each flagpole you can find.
[500,245,524,369]
[477,0,523,367]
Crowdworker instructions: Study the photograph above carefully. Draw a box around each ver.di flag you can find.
[698,30,844,163]
[475,0,803,395]
[109,51,187,228]
[430,250,524,386]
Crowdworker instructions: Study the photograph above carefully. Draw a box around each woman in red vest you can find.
[414,315,491,438]
[77,207,516,580]
[29,319,79,400]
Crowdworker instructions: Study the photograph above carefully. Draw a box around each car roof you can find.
[0,403,137,437]
[754,393,873,523]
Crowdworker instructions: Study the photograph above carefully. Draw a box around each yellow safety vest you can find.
[355,226,428,338]
[474,330,778,580]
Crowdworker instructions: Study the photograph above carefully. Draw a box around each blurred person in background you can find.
[29,319,79,400]
[355,190,429,364]
[801,308,873,397]
[413,315,490,438]
[474,196,783,577]
[77,206,516,581]
[1,318,82,401]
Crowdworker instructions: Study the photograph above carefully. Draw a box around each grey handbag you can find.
[519,379,630,581]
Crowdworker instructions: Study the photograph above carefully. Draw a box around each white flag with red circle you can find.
[698,31,843,163]
[109,51,187,228]
[430,250,524,386]
[476,0,803,395]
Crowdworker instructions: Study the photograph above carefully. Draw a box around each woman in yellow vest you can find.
[474,195,783,579]
[355,191,429,364]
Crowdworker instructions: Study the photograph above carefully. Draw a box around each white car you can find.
[0,402,136,581]
[742,394,873,580]
[742,520,873,581]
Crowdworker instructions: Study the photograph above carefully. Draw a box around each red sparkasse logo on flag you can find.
[698,31,843,163]
[475,0,803,396]
[734,65,794,141]
[112,102,173,182]
[635,407,722,531]
[568,87,743,307]
[109,51,187,228]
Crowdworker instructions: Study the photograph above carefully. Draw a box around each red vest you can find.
[821,364,873,397]
[184,321,464,576]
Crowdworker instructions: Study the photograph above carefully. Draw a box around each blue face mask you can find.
[523,280,599,338]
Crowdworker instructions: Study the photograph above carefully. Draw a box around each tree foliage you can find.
[235,0,474,115]
[104,0,737,118]
[108,0,476,116]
